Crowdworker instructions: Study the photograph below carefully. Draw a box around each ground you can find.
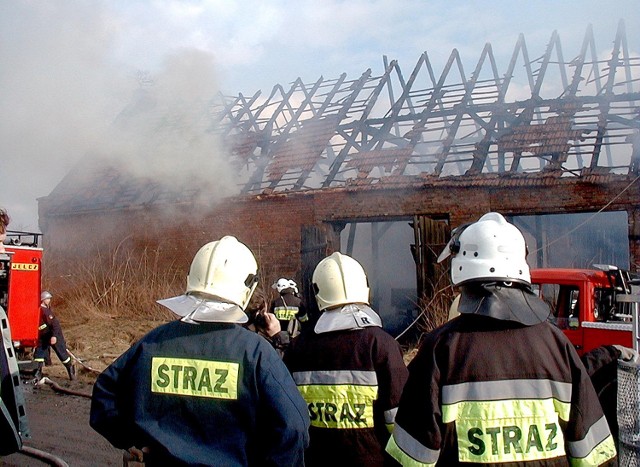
[1,317,162,466]
[1,376,121,466]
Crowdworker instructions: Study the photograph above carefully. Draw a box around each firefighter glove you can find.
[613,345,638,362]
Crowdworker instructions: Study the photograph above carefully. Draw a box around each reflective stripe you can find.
[151,357,239,400]
[273,306,298,320]
[385,407,398,434]
[443,379,572,423]
[293,369,378,386]
[298,314,309,322]
[443,398,571,425]
[38,324,47,331]
[567,416,616,464]
[293,370,378,429]
[386,423,439,466]
[443,379,572,405]
[384,407,398,425]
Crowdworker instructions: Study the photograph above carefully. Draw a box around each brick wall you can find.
[39,175,639,296]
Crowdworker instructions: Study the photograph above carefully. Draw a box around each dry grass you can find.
[46,245,180,378]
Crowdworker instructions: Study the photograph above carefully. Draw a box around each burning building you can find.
[38,22,640,333]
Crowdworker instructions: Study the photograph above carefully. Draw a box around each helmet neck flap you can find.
[457,282,550,326]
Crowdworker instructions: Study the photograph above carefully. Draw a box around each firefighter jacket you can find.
[1,305,30,455]
[581,345,622,444]
[90,320,310,466]
[37,304,63,340]
[386,293,617,466]
[270,289,309,337]
[283,304,409,467]
[34,304,71,365]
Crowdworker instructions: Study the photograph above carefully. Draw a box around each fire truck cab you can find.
[0,231,43,358]
[530,265,638,356]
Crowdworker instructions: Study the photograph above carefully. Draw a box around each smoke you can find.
[0,1,235,231]
[102,49,235,197]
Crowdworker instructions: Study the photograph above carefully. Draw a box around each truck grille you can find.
[618,360,640,465]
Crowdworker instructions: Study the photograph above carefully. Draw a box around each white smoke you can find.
[0,1,234,231]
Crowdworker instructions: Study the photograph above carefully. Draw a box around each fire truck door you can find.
[539,282,584,351]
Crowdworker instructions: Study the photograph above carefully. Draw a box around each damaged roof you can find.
[43,21,640,214]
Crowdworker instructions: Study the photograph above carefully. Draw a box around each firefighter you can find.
[89,236,310,466]
[284,252,409,467]
[386,212,617,466]
[582,344,638,447]
[1,207,30,455]
[269,277,308,338]
[33,291,76,381]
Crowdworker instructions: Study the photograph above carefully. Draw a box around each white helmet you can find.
[312,252,370,311]
[439,212,531,286]
[41,291,52,301]
[272,278,291,293]
[186,236,258,310]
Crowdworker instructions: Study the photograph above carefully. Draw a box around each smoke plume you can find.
[0,1,234,231]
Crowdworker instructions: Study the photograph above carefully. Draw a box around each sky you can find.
[1,0,638,231]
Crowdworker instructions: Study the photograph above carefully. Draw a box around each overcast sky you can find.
[1,0,638,231]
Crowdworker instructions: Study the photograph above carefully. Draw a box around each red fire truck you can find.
[0,231,43,358]
[530,265,639,356]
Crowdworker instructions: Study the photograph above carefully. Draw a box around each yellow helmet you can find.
[312,252,370,311]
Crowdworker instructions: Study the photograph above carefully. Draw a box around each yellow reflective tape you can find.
[297,384,377,429]
[38,324,48,330]
[443,399,566,463]
[386,434,437,467]
[151,357,238,400]
[273,307,298,320]
[11,262,39,271]
[569,435,616,467]
[443,398,570,424]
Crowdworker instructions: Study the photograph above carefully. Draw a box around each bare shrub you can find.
[54,241,181,321]
[397,269,456,364]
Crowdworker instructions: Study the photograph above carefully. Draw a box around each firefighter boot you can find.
[65,361,77,381]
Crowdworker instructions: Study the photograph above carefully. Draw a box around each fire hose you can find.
[18,445,69,467]
[35,376,92,398]
[67,348,102,374]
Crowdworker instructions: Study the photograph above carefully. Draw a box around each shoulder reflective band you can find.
[151,357,239,400]
[386,423,439,466]
[273,306,298,320]
[293,370,378,429]
[567,416,616,466]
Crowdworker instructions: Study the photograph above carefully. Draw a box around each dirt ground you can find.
[1,375,122,466]
[1,317,163,467]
